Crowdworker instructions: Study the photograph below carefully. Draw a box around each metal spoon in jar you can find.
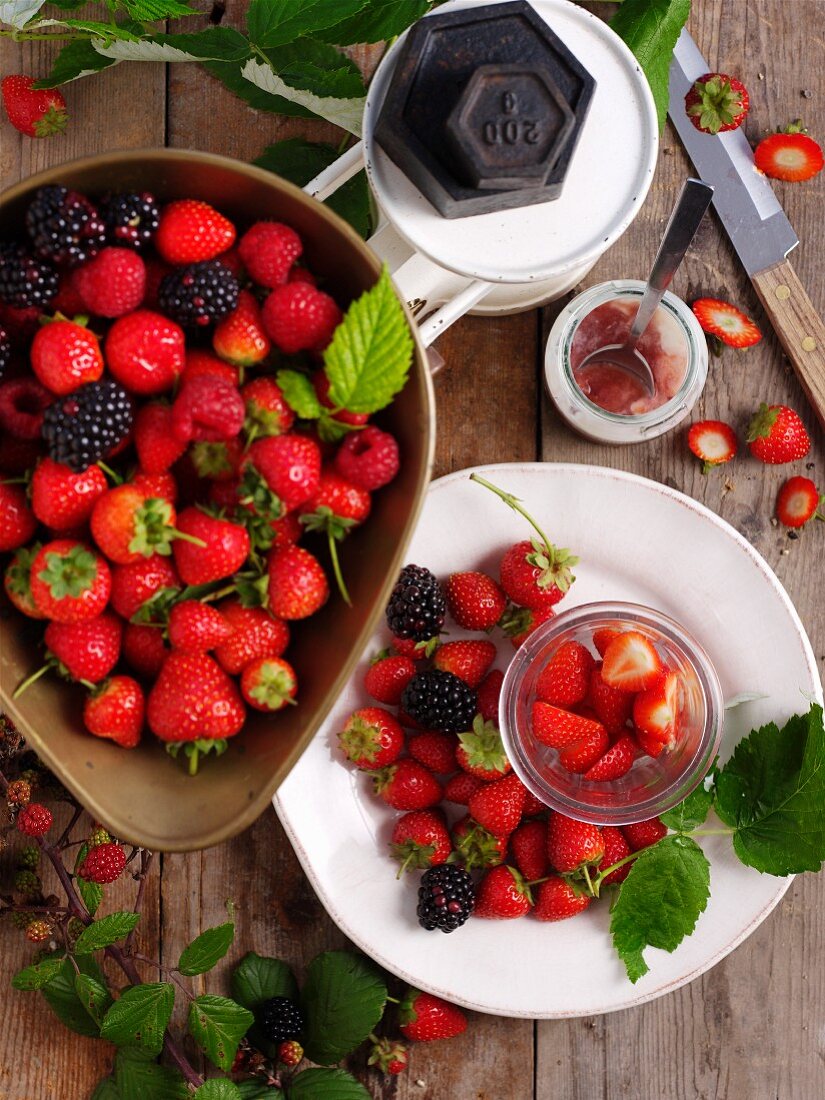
[578,177,714,395]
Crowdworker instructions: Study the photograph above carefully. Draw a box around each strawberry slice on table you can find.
[754,126,824,182]
[776,476,824,528]
[601,631,663,692]
[746,403,811,464]
[535,639,594,708]
[632,670,682,749]
[687,420,738,473]
[691,298,762,348]
[531,700,606,750]
[474,864,534,919]
[684,72,749,134]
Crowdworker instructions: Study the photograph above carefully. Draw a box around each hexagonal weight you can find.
[445,64,576,191]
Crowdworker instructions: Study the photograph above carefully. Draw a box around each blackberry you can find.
[417,864,475,932]
[401,670,477,734]
[41,380,133,472]
[259,997,304,1045]
[0,242,59,309]
[25,185,106,266]
[158,260,239,328]
[100,190,160,251]
[385,563,446,642]
[0,324,9,380]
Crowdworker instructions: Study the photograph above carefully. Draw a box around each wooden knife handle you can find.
[751,258,825,431]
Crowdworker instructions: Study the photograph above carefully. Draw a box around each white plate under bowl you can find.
[275,464,821,1018]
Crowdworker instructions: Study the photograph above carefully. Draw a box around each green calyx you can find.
[390,838,438,879]
[128,497,177,557]
[244,402,287,442]
[38,546,98,599]
[238,464,283,522]
[165,738,228,776]
[130,585,181,625]
[687,75,745,133]
[398,988,422,1026]
[32,105,68,138]
[745,402,778,443]
[500,606,534,638]
[6,544,41,608]
[452,819,504,871]
[339,716,383,765]
[458,716,508,776]
[248,661,297,711]
[190,441,236,480]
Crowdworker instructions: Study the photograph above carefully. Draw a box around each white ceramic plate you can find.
[274,464,822,1018]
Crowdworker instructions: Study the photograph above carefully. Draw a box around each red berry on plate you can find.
[237,221,302,287]
[171,374,246,443]
[531,700,605,750]
[110,553,179,621]
[500,538,577,611]
[262,282,342,355]
[754,128,824,182]
[443,771,483,806]
[509,818,548,881]
[0,483,36,552]
[468,772,525,837]
[684,72,749,134]
[601,630,663,692]
[399,989,467,1043]
[632,670,682,750]
[456,715,511,780]
[598,825,633,886]
[500,603,556,648]
[433,638,496,688]
[17,803,53,837]
[476,668,504,721]
[155,199,236,265]
[583,733,636,781]
[0,377,53,440]
[371,757,442,811]
[444,570,506,631]
[30,539,110,623]
[474,864,533,919]
[390,809,452,874]
[338,706,404,770]
[105,310,185,395]
[212,289,271,366]
[31,319,103,396]
[241,376,294,439]
[1,75,67,138]
[77,842,127,884]
[84,675,144,748]
[364,653,416,705]
[45,611,122,683]
[687,419,738,472]
[775,476,823,528]
[408,730,458,774]
[547,812,604,874]
[147,650,245,746]
[533,875,591,921]
[691,298,762,349]
[213,600,289,675]
[334,425,400,491]
[746,402,811,464]
[267,543,328,620]
[167,600,232,652]
[535,639,594,708]
[172,508,249,585]
[72,247,146,317]
[240,655,298,712]
[621,817,667,851]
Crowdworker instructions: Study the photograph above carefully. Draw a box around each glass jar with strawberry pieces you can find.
[499,602,723,825]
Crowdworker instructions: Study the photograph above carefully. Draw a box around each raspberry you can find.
[77,841,126,884]
[17,803,52,837]
[0,377,53,440]
[261,282,342,354]
[14,870,41,898]
[277,1040,304,1067]
[6,779,31,805]
[171,375,246,443]
[41,380,134,472]
[368,1037,409,1075]
[26,186,106,266]
[72,247,146,317]
[237,221,302,287]
[25,919,53,943]
[0,241,59,308]
[100,191,160,251]
[158,260,239,328]
[334,425,400,491]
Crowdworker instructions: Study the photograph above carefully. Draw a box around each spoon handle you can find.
[630,177,714,343]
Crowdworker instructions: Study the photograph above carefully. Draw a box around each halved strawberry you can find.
[632,670,682,748]
[534,640,593,708]
[601,631,662,692]
[754,128,824,182]
[585,664,633,735]
[691,298,762,348]
[775,476,824,528]
[687,420,738,473]
[558,720,609,774]
[592,627,620,657]
[583,734,636,781]
[531,701,605,750]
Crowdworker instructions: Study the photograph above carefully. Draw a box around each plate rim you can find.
[275,462,822,1018]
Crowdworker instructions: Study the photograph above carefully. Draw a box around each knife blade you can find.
[668,28,825,430]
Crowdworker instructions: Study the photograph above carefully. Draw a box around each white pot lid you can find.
[363,0,659,285]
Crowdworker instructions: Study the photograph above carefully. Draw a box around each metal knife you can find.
[669,29,825,429]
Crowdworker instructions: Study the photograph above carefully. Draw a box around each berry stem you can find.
[580,864,595,896]
[327,529,352,607]
[469,474,555,552]
[170,530,208,548]
[96,461,122,485]
[592,850,644,895]
[55,804,84,849]
[13,663,50,699]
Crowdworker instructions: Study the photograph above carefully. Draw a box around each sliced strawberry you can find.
[632,670,682,748]
[601,631,663,693]
[633,725,666,758]
[687,420,738,472]
[531,701,605,750]
[592,627,620,657]
[583,734,636,781]
[691,298,762,348]
[776,476,824,528]
[585,665,633,735]
[754,129,824,182]
[558,722,610,774]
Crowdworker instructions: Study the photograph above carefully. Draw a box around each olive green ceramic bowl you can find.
[0,149,434,851]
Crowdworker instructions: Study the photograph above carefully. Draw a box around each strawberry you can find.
[476,668,504,721]
[237,221,302,287]
[131,471,177,505]
[535,639,594,707]
[301,467,371,525]
[558,719,610,773]
[522,788,547,817]
[399,989,467,1043]
[390,809,452,875]
[212,289,271,366]
[364,652,416,705]
[105,310,185,395]
[83,676,144,748]
[601,631,663,692]
[0,483,36,552]
[633,725,666,759]
[584,665,633,735]
[392,634,430,660]
[338,706,404,770]
[313,371,369,427]
[632,670,682,749]
[754,126,824,182]
[691,298,762,349]
[500,538,577,610]
[408,730,457,774]
[593,627,620,657]
[72,247,145,317]
[433,639,496,688]
[110,553,179,620]
[30,457,106,531]
[240,656,298,712]
[583,734,636,781]
[621,817,667,851]
[509,818,548,881]
[684,73,749,134]
[687,419,738,472]
[77,842,126,884]
[16,803,52,837]
[547,813,604,873]
[262,283,342,355]
[500,603,555,648]
[214,600,289,674]
[456,716,511,780]
[122,622,168,679]
[183,348,240,387]
[244,434,321,514]
[334,425,400,491]
[155,200,236,265]
[776,476,823,528]
[242,376,294,440]
[90,485,196,565]
[172,508,250,584]
[474,864,533,919]
[190,438,244,483]
[533,876,591,921]
[30,540,110,623]
[44,611,122,682]
[1,75,67,138]
[598,825,633,886]
[267,544,328,620]
[443,771,483,806]
[147,651,245,766]
[444,570,506,630]
[4,544,45,619]
[172,375,246,444]
[468,772,525,837]
[30,320,103,396]
[167,600,231,652]
[371,758,442,811]
[133,403,187,474]
[531,701,605,750]
[746,403,811,464]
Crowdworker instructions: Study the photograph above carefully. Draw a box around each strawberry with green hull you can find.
[474,864,534,919]
[468,772,526,838]
[399,989,467,1042]
[339,707,404,770]
[776,476,824,528]
[30,458,107,531]
[241,656,298,712]
[90,484,206,565]
[267,543,329,620]
[501,603,555,648]
[754,121,824,182]
[29,539,110,623]
[83,675,145,748]
[243,433,322,515]
[4,544,45,619]
[2,75,68,138]
[456,716,511,780]
[367,1037,408,1076]
[109,553,179,621]
[547,813,605,875]
[684,73,749,134]
[371,758,443,811]
[241,376,294,440]
[299,467,371,605]
[42,612,122,684]
[451,814,508,869]
[746,403,810,464]
[390,809,452,876]
[687,420,738,473]
[433,638,496,688]
[171,508,250,584]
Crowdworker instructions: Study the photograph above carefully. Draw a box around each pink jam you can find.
[570,297,689,415]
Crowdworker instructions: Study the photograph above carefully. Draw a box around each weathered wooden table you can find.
[2,2,824,1097]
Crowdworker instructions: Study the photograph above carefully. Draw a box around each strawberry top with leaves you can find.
[30,539,111,623]
[684,72,749,134]
[746,403,810,464]
[500,537,577,610]
[390,809,452,875]
[2,75,68,138]
[456,715,512,780]
[338,706,404,770]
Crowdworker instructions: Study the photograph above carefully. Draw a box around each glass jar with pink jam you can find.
[544,280,708,443]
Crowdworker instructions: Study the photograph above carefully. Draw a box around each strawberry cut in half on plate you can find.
[687,420,738,473]
[601,631,662,693]
[691,298,762,348]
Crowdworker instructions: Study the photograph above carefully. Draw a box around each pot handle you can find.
[303,143,493,361]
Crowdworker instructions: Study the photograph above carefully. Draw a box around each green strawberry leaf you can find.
[41,956,106,1037]
[610,0,691,132]
[317,0,431,45]
[109,1046,189,1100]
[188,995,254,1071]
[194,1081,243,1100]
[74,911,141,955]
[246,0,366,49]
[610,835,710,983]
[117,0,198,18]
[74,972,114,1026]
[61,19,141,39]
[275,369,323,420]
[100,982,175,1054]
[177,921,235,976]
[239,56,365,134]
[323,267,414,415]
[658,761,717,833]
[12,955,65,990]
[286,1068,371,1100]
[91,1078,121,1100]
[715,704,825,874]
[34,38,117,87]
[300,951,386,1065]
